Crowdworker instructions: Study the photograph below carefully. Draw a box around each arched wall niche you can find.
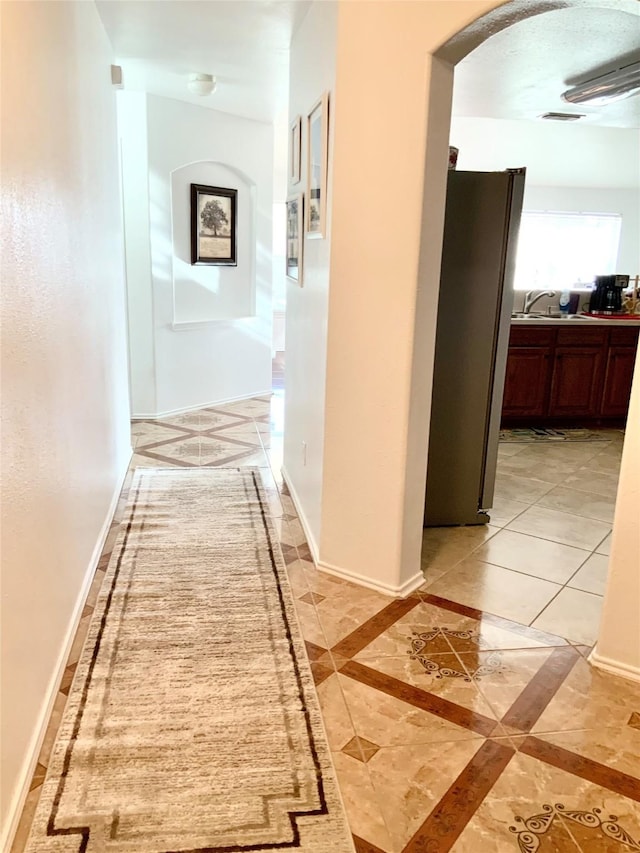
[170,159,257,323]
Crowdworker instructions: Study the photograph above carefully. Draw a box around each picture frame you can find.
[289,115,302,184]
[286,193,304,284]
[190,183,237,265]
[306,92,329,238]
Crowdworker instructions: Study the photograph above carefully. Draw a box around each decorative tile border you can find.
[500,646,581,731]
[403,740,515,852]
[520,737,640,803]
[338,660,499,738]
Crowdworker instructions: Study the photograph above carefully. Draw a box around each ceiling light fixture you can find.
[562,60,640,106]
[187,73,217,97]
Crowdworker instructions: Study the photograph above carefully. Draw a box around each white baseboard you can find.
[1,452,132,853]
[317,559,425,599]
[280,467,424,600]
[131,390,272,420]
[280,466,320,564]
[588,648,640,684]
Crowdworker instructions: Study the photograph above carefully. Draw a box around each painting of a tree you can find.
[190,184,237,265]
[200,199,229,237]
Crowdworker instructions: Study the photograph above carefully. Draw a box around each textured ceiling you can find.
[95,0,312,123]
[452,6,640,129]
[96,1,640,129]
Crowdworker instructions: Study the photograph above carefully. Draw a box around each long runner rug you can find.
[26,468,354,852]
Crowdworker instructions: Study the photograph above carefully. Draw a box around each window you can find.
[513,211,622,291]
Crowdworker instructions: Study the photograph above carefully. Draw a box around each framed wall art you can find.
[286,193,304,284]
[190,183,237,265]
[289,115,302,184]
[306,92,329,238]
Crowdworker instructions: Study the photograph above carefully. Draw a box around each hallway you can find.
[12,395,640,852]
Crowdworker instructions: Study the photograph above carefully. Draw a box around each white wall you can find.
[120,93,273,416]
[450,117,640,188]
[171,161,255,322]
[0,1,131,844]
[283,1,337,546]
[450,117,640,278]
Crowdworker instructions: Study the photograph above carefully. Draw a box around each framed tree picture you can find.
[190,184,237,265]
[286,193,304,284]
[306,92,329,238]
[289,115,302,184]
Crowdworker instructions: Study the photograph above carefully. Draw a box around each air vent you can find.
[539,112,585,121]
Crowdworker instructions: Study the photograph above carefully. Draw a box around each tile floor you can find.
[422,430,623,646]
[11,395,640,853]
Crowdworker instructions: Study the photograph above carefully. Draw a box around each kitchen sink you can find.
[511,312,595,320]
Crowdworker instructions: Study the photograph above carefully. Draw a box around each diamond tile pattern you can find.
[11,401,639,853]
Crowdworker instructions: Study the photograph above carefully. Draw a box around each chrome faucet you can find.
[523,290,556,314]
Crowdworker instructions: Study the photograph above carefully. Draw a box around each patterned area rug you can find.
[499,428,612,443]
[25,468,353,853]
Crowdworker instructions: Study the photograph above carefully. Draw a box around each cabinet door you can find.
[601,346,637,417]
[502,347,552,417]
[549,347,604,417]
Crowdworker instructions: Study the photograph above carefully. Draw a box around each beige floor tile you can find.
[595,531,612,555]
[531,588,603,646]
[497,443,528,457]
[330,752,394,852]
[495,454,585,483]
[485,496,530,528]
[425,558,561,625]
[473,529,590,584]
[130,452,178,469]
[313,585,392,648]
[285,558,311,597]
[587,451,624,474]
[532,654,640,736]
[533,659,640,737]
[66,614,93,666]
[206,422,264,445]
[315,673,357,752]
[421,524,499,581]
[506,505,611,550]
[567,553,610,596]
[538,727,640,782]
[536,485,616,524]
[452,752,640,853]
[36,691,68,768]
[563,466,620,499]
[9,786,42,853]
[456,648,558,720]
[131,422,189,447]
[357,597,557,657]
[493,472,556,503]
[337,672,485,747]
[367,740,483,853]
[291,599,330,647]
[348,653,500,722]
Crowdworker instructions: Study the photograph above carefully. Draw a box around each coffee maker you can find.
[588,274,629,314]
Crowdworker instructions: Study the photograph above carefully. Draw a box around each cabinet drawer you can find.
[609,326,640,347]
[556,327,607,346]
[509,326,554,347]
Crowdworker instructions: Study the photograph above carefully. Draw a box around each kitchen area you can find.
[418,23,639,646]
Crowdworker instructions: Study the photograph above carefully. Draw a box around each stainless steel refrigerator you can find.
[424,168,525,527]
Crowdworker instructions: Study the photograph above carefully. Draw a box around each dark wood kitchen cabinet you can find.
[601,346,638,417]
[502,348,552,417]
[501,323,639,427]
[548,346,604,417]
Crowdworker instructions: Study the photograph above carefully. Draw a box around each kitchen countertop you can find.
[511,315,640,327]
